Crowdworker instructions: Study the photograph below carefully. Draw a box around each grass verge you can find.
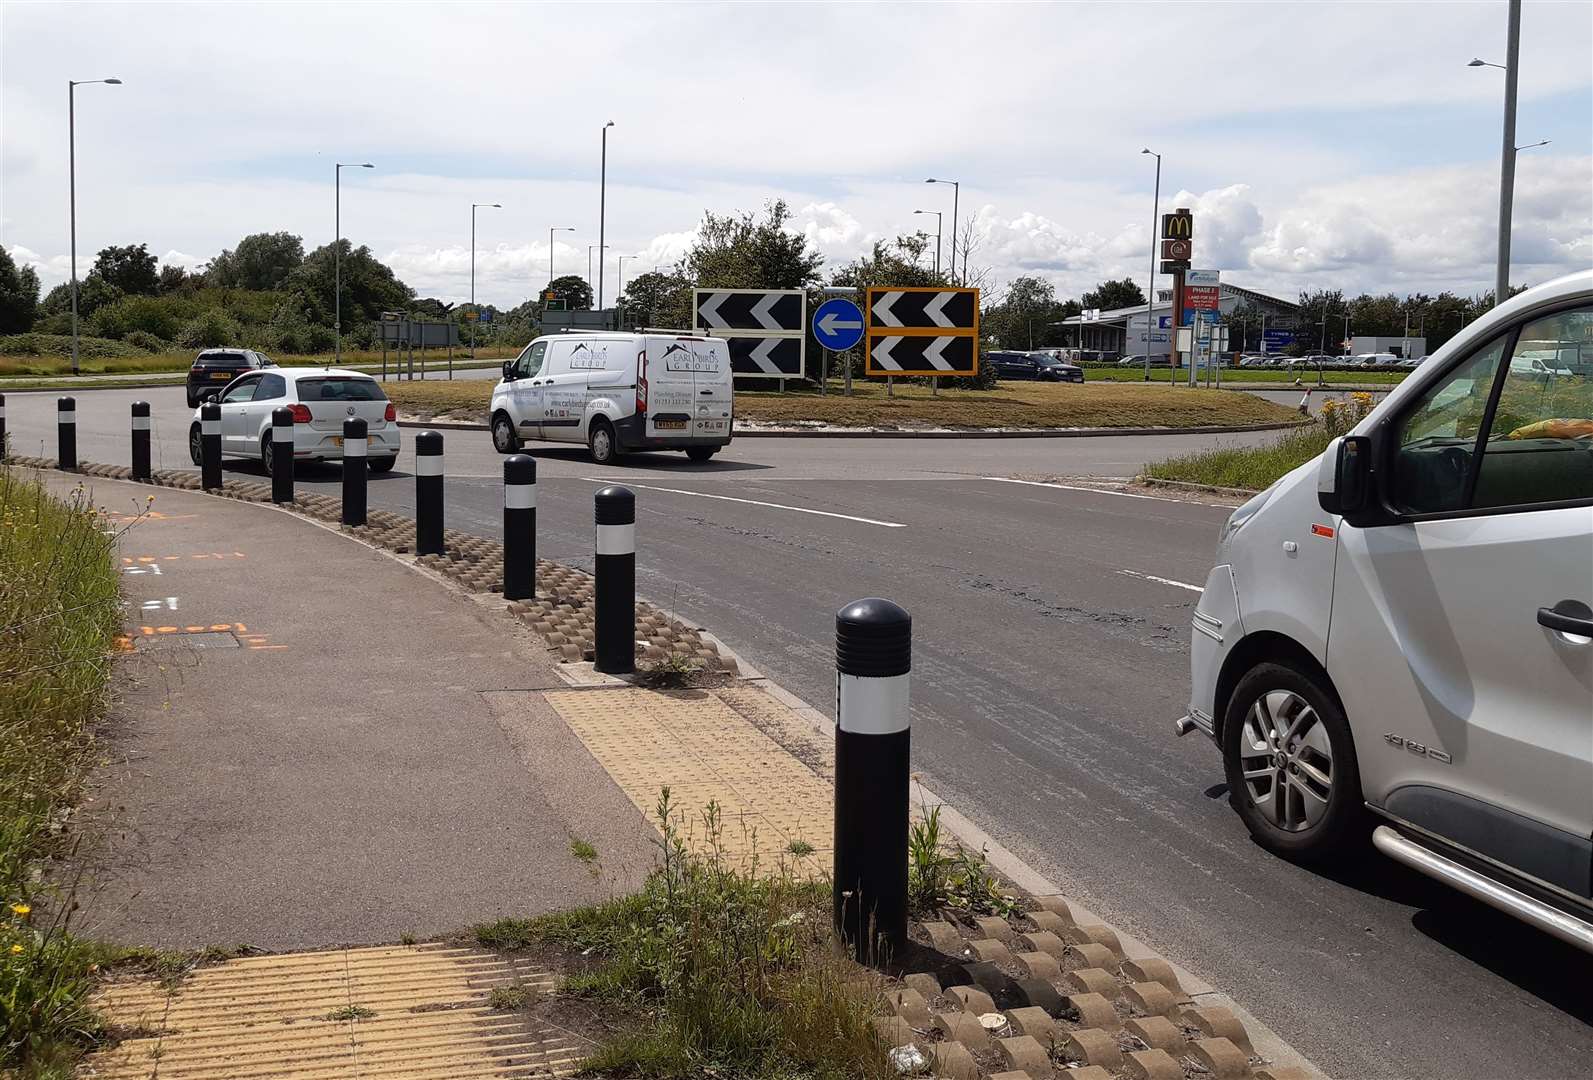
[479,789,892,1080]
[0,346,517,379]
[387,378,1301,431]
[0,469,125,1075]
[1142,392,1376,491]
[1086,366,1408,386]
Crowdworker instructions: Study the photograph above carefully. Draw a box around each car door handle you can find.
[1538,601,1593,638]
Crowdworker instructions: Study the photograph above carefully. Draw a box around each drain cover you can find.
[135,631,240,650]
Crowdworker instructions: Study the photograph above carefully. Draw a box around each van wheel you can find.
[1222,662,1363,861]
[588,418,620,465]
[686,446,716,463]
[491,412,520,454]
[188,424,204,466]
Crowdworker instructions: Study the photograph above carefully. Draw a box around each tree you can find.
[1081,277,1145,311]
[281,240,413,333]
[158,265,192,293]
[40,276,124,320]
[91,243,161,296]
[0,248,41,333]
[984,275,1061,350]
[206,231,305,291]
[618,269,692,329]
[685,199,824,290]
[544,274,593,311]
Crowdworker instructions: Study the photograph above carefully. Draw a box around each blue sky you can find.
[4,1,1589,308]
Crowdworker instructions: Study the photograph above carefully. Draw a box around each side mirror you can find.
[502,361,515,382]
[202,390,221,404]
[1317,434,1371,516]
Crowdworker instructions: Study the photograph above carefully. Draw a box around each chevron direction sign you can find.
[865,286,980,376]
[692,288,806,378]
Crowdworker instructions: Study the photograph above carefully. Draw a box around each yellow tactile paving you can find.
[544,686,838,877]
[81,943,582,1079]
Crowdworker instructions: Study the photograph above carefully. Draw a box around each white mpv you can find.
[489,332,734,465]
[1182,269,1593,951]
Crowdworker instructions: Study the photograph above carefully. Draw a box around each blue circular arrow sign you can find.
[812,298,865,351]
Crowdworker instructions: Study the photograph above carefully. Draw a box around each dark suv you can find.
[988,350,1085,383]
[186,349,274,407]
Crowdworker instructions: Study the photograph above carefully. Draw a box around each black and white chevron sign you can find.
[865,286,980,376]
[692,288,806,379]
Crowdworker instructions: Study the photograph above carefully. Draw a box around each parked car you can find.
[990,351,1084,382]
[186,348,275,408]
[1357,352,1400,367]
[1299,353,1336,367]
[1179,268,1593,951]
[188,367,399,473]
[1029,352,1085,382]
[1117,354,1172,368]
[490,331,733,465]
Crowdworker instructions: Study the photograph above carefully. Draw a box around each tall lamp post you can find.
[598,120,615,310]
[548,226,574,289]
[67,76,122,377]
[470,202,501,360]
[587,244,609,300]
[616,254,637,300]
[912,209,943,275]
[1140,148,1162,381]
[334,161,374,364]
[925,178,960,284]
[1470,0,1523,307]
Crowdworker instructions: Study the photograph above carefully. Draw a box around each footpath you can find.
[18,459,1324,1080]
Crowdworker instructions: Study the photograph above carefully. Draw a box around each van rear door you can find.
[692,339,733,438]
[642,335,701,439]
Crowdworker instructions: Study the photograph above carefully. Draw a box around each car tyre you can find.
[369,455,396,474]
[1222,662,1364,862]
[685,446,716,464]
[188,423,204,466]
[260,433,274,476]
[491,412,520,454]
[588,417,620,466]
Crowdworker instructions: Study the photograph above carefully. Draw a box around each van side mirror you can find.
[1317,435,1371,516]
[502,361,515,382]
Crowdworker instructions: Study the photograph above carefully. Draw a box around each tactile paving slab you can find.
[83,943,578,1079]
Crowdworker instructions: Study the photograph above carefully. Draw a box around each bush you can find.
[176,310,242,349]
[87,295,191,342]
[122,330,169,353]
[0,333,150,360]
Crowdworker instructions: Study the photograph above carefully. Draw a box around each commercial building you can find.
[1055,283,1299,360]
[1350,335,1427,358]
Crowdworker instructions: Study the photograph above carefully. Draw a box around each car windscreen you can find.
[296,377,386,401]
[198,352,249,367]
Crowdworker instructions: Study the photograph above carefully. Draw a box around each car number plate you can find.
[331,436,375,447]
[210,372,231,380]
[655,419,686,430]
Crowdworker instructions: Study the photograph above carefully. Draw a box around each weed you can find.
[785,840,815,858]
[634,653,704,689]
[399,933,416,946]
[907,806,1019,919]
[323,1005,376,1022]
[569,839,598,864]
[488,985,531,1011]
[474,917,539,951]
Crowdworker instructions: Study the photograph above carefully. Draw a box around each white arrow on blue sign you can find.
[812,298,865,351]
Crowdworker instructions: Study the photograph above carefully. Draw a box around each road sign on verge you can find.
[864,286,979,376]
[692,288,806,378]
[1184,268,1220,316]
[812,298,864,352]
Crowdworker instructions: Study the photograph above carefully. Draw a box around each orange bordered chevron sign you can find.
[865,286,980,376]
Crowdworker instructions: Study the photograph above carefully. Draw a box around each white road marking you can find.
[981,476,1225,507]
[581,478,907,527]
[1117,569,1204,593]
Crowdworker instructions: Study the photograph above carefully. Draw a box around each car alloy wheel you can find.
[1236,689,1334,832]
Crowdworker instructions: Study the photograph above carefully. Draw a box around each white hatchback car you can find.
[1181,269,1593,949]
[188,367,401,473]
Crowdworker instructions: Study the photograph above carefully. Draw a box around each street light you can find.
[616,254,637,299]
[470,202,501,360]
[925,178,960,284]
[1516,139,1551,151]
[912,209,943,275]
[598,120,615,310]
[587,244,609,301]
[334,161,374,364]
[67,76,122,376]
[548,226,574,289]
[1140,147,1162,382]
[1470,0,1522,307]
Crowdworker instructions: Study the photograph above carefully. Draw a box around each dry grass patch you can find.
[388,379,1301,431]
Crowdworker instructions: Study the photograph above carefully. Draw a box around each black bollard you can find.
[131,401,151,480]
[270,406,295,503]
[57,396,77,471]
[593,485,635,674]
[833,597,911,965]
[414,430,444,555]
[0,393,7,462]
[200,402,222,490]
[341,417,367,527]
[503,454,537,600]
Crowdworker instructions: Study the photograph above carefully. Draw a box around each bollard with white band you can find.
[503,454,537,600]
[593,485,635,674]
[57,396,77,472]
[414,430,445,555]
[131,401,151,479]
[200,402,222,490]
[833,596,911,964]
[341,417,367,527]
[270,406,295,503]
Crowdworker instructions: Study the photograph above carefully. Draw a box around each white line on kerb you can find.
[581,478,907,528]
[1117,569,1204,593]
[982,476,1224,507]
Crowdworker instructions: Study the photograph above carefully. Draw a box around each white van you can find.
[1180,269,1593,950]
[489,331,733,464]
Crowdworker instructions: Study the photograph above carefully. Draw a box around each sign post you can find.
[864,287,979,378]
[693,289,807,387]
[1161,208,1194,377]
[813,298,865,398]
[1183,269,1220,387]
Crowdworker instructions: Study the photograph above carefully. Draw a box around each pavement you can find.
[40,470,657,949]
[9,386,1592,1080]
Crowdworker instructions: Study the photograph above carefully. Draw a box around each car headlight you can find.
[1220,485,1275,546]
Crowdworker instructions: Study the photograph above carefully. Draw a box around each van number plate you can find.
[654,419,686,430]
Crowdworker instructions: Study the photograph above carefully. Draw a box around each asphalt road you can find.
[5,385,1588,1080]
